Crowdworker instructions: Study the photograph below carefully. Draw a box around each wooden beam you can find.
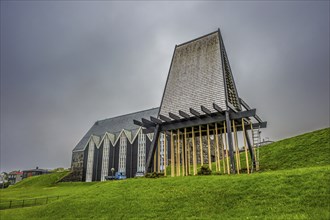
[177,129,181,176]
[242,118,250,174]
[190,108,201,117]
[150,116,163,124]
[207,124,212,170]
[179,110,190,119]
[230,109,256,120]
[157,117,266,133]
[215,123,221,172]
[213,103,224,113]
[201,105,212,115]
[153,147,156,172]
[199,125,203,166]
[181,132,185,176]
[220,128,226,174]
[145,125,160,173]
[133,119,144,127]
[186,129,190,176]
[254,115,263,123]
[232,120,240,174]
[239,98,251,110]
[184,128,188,176]
[171,130,175,177]
[164,132,167,176]
[214,128,218,172]
[225,111,236,174]
[223,122,230,174]
[159,114,172,122]
[142,118,156,127]
[169,112,181,121]
[160,114,225,131]
[244,127,256,172]
[192,127,197,175]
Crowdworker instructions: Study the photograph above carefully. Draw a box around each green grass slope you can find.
[0,128,329,219]
[12,171,69,189]
[259,128,330,171]
[1,166,329,219]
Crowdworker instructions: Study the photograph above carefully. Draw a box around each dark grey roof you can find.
[73,107,159,152]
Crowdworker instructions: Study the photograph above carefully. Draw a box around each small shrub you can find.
[197,165,212,175]
[144,172,165,178]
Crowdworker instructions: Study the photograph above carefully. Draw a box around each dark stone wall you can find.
[70,151,84,181]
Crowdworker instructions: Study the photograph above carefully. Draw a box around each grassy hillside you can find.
[12,171,69,189]
[259,128,330,171]
[0,128,329,219]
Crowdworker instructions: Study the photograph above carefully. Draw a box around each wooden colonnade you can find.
[152,119,259,176]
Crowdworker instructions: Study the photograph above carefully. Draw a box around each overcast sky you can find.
[1,1,329,172]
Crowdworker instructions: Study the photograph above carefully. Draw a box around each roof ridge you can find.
[176,29,219,48]
[96,107,159,123]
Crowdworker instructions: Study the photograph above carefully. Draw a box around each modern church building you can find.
[69,29,267,182]
[70,107,165,181]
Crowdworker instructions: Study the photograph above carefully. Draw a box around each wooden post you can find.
[157,136,160,173]
[171,130,175,177]
[220,128,226,174]
[235,123,241,170]
[207,124,212,170]
[232,120,240,174]
[192,127,197,175]
[214,128,218,172]
[187,131,191,175]
[223,122,230,174]
[215,123,221,172]
[153,146,157,172]
[164,132,167,176]
[199,125,203,166]
[242,118,250,174]
[181,133,185,176]
[177,129,181,176]
[184,128,188,176]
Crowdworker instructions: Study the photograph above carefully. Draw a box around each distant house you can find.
[22,167,49,179]
[8,171,23,185]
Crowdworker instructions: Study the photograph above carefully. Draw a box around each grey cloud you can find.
[1,1,329,172]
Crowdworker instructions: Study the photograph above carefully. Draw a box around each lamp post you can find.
[111,168,115,180]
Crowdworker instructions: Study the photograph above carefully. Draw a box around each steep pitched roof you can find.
[159,30,241,118]
[73,107,159,152]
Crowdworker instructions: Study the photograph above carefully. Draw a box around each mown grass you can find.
[0,128,329,219]
[259,128,330,171]
[0,172,97,203]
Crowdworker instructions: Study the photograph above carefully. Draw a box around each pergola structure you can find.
[134,29,267,176]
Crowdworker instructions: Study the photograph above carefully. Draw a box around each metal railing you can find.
[0,195,65,210]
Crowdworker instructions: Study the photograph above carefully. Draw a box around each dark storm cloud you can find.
[1,1,329,172]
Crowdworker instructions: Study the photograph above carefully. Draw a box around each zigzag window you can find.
[101,137,110,181]
[86,140,94,182]
[137,132,146,173]
[118,136,127,174]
